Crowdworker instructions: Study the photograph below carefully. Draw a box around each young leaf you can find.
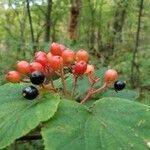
[42,98,150,150]
[0,83,60,149]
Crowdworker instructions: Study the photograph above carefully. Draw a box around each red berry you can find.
[62,49,75,64]
[6,71,21,83]
[30,62,44,72]
[35,54,48,66]
[47,52,53,62]
[73,61,87,75]
[35,51,47,57]
[84,64,95,75]
[76,50,89,62]
[49,56,64,71]
[50,42,62,56]
[59,44,65,53]
[104,69,118,83]
[17,61,31,74]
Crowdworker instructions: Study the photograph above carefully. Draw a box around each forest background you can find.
[0,0,149,104]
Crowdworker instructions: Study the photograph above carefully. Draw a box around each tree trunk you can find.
[44,0,52,42]
[101,1,127,65]
[89,9,95,50]
[26,0,36,53]
[97,0,104,56]
[130,0,144,88]
[68,0,81,40]
[109,1,127,55]
[97,15,102,51]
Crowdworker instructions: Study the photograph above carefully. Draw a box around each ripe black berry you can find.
[30,71,45,85]
[22,86,39,100]
[114,80,126,91]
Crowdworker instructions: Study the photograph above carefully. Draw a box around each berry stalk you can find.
[41,83,56,92]
[71,76,78,99]
[49,76,56,91]
[80,82,107,104]
[60,69,67,96]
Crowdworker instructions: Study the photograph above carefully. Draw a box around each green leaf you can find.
[101,89,139,100]
[42,98,150,150]
[76,76,89,98]
[42,100,88,150]
[0,83,60,149]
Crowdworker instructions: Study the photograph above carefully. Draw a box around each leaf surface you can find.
[0,83,60,149]
[102,89,139,100]
[42,97,150,150]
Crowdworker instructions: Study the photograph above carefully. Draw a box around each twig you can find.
[49,76,56,91]
[60,69,67,96]
[71,76,78,98]
[21,79,30,83]
[41,83,56,92]
[80,82,107,104]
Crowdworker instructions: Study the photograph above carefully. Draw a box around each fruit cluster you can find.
[5,42,125,103]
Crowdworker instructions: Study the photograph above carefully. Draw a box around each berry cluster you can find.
[5,42,125,103]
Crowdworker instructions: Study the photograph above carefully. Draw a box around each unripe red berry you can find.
[62,49,75,64]
[49,56,64,71]
[50,42,62,56]
[35,54,48,66]
[73,60,87,76]
[76,49,89,62]
[59,44,65,53]
[35,51,47,57]
[84,64,95,75]
[47,52,53,62]
[104,69,118,83]
[17,60,31,74]
[30,62,44,72]
[6,71,21,83]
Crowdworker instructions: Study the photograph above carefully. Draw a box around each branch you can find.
[80,82,107,104]
[35,4,46,15]
[130,0,144,87]
[10,4,22,25]
[26,0,36,52]
[3,26,17,40]
[35,24,46,43]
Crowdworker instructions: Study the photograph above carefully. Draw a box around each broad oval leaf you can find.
[0,83,60,149]
[42,98,150,150]
[101,89,139,100]
[42,100,88,150]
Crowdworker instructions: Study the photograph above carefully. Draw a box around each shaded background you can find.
[0,0,149,98]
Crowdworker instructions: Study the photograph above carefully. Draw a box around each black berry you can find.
[114,80,126,91]
[22,86,39,100]
[30,71,45,85]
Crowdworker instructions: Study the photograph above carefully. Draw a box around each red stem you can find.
[71,76,78,99]
[80,82,107,104]
[60,69,67,96]
[49,76,56,90]
[41,83,56,92]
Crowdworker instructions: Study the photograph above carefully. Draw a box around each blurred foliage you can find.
[0,0,149,90]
